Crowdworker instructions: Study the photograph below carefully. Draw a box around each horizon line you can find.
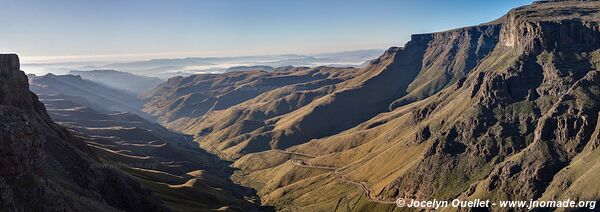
[18,47,391,64]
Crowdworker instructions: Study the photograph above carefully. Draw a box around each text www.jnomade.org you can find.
[395,198,597,210]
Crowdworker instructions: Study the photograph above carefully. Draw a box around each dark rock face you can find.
[0,107,44,176]
[0,54,46,176]
[0,54,168,211]
[0,55,49,118]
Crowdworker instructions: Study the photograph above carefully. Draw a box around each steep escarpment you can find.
[171,21,501,159]
[228,1,600,211]
[455,0,600,201]
[391,24,501,108]
[0,54,166,211]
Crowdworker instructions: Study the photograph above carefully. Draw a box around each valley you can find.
[30,74,269,211]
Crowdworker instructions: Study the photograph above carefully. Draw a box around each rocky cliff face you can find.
[451,0,600,202]
[500,0,600,53]
[391,24,501,108]
[0,54,167,211]
[0,54,46,176]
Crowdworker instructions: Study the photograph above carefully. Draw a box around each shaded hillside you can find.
[35,94,268,211]
[29,73,150,119]
[228,1,600,211]
[0,54,167,211]
[70,70,164,95]
[141,66,360,128]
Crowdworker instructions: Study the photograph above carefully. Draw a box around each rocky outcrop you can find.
[500,0,600,53]
[0,54,46,176]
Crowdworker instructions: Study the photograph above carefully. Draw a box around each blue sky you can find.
[1,0,532,63]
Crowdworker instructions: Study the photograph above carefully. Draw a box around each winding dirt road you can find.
[287,155,397,205]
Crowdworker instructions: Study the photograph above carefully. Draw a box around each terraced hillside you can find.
[29,73,146,117]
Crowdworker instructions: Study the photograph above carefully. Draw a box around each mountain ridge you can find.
[69,69,164,95]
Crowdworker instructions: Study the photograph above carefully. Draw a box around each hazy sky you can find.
[1,0,532,63]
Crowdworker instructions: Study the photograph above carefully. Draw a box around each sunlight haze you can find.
[1,0,532,63]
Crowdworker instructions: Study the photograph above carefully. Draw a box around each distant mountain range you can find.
[22,49,384,79]
[69,70,164,95]
[28,73,148,118]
